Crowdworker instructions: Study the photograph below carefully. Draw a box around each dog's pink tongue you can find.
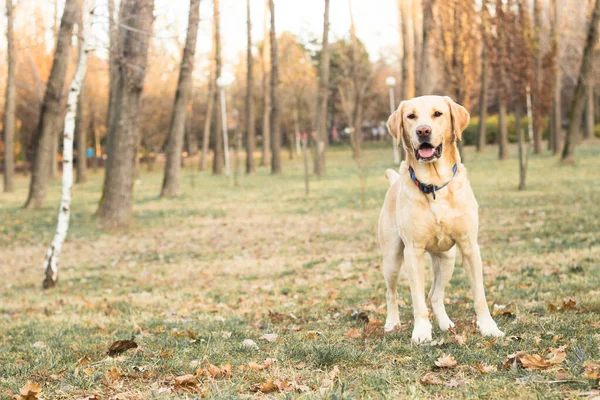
[418,147,435,158]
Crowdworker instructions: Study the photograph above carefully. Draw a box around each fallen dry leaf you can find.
[583,361,600,380]
[444,378,464,388]
[174,374,197,387]
[198,362,232,379]
[449,327,467,346]
[548,299,578,312]
[107,338,137,356]
[345,328,362,339]
[505,347,566,370]
[475,363,497,374]
[560,299,577,310]
[13,381,41,400]
[241,339,258,349]
[244,358,275,371]
[419,372,443,386]
[259,333,278,343]
[104,366,121,383]
[306,331,319,340]
[492,304,516,317]
[250,377,280,394]
[435,354,458,368]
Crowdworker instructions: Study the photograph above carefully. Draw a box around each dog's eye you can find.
[433,111,443,117]
[407,114,416,119]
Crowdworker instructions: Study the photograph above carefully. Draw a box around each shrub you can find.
[462,114,548,146]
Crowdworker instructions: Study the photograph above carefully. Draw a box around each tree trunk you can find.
[413,0,422,96]
[532,0,543,154]
[246,0,256,173]
[401,0,415,100]
[585,84,595,139]
[477,4,489,152]
[98,0,118,204]
[3,0,16,193]
[498,97,508,160]
[349,0,362,160]
[161,0,200,197]
[313,0,330,175]
[185,98,199,157]
[260,0,271,167]
[516,95,527,190]
[75,85,87,184]
[562,0,600,162]
[200,81,214,170]
[97,0,154,228]
[43,0,92,289]
[25,0,77,209]
[551,0,562,154]
[269,0,281,174]
[75,4,87,184]
[212,0,224,175]
[418,0,435,96]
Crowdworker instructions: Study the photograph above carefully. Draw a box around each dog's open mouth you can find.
[415,143,442,161]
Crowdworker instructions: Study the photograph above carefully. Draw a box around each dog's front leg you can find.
[404,246,432,343]
[457,236,504,337]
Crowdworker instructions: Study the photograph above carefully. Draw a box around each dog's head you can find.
[387,96,470,163]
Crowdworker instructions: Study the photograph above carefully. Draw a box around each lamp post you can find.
[386,76,401,165]
[216,74,234,175]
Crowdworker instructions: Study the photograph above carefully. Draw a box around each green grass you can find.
[1,142,599,399]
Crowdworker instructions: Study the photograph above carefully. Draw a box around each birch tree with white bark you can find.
[43,0,94,289]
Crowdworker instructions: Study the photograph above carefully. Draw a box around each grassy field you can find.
[1,142,599,399]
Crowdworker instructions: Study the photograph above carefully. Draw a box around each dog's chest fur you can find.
[422,197,466,253]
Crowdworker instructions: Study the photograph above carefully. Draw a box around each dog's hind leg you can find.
[382,238,404,332]
[429,247,456,331]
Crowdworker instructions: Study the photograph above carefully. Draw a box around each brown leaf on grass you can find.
[295,361,307,370]
[560,298,577,310]
[345,328,362,339]
[107,338,137,356]
[306,331,319,340]
[104,366,121,383]
[197,363,232,379]
[492,304,516,317]
[13,381,41,400]
[268,310,288,324]
[444,378,465,388]
[504,347,567,370]
[250,377,280,394]
[419,372,443,386]
[435,354,458,368]
[174,374,197,387]
[244,358,276,371]
[449,327,467,346]
[475,363,497,374]
[548,299,578,312]
[503,351,527,369]
[483,338,498,348]
[583,361,600,380]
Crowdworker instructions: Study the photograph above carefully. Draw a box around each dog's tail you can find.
[384,169,400,186]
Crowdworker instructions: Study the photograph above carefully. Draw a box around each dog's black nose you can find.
[416,125,431,138]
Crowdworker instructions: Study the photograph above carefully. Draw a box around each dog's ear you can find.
[444,96,470,141]
[386,101,405,147]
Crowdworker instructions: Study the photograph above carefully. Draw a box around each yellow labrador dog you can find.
[378,95,504,343]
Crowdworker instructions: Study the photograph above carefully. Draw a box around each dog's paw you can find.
[411,320,433,343]
[477,318,504,337]
[384,319,401,332]
[438,317,455,332]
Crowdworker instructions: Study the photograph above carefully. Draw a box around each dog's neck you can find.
[404,142,461,186]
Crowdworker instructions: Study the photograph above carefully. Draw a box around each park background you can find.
[1,0,599,398]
